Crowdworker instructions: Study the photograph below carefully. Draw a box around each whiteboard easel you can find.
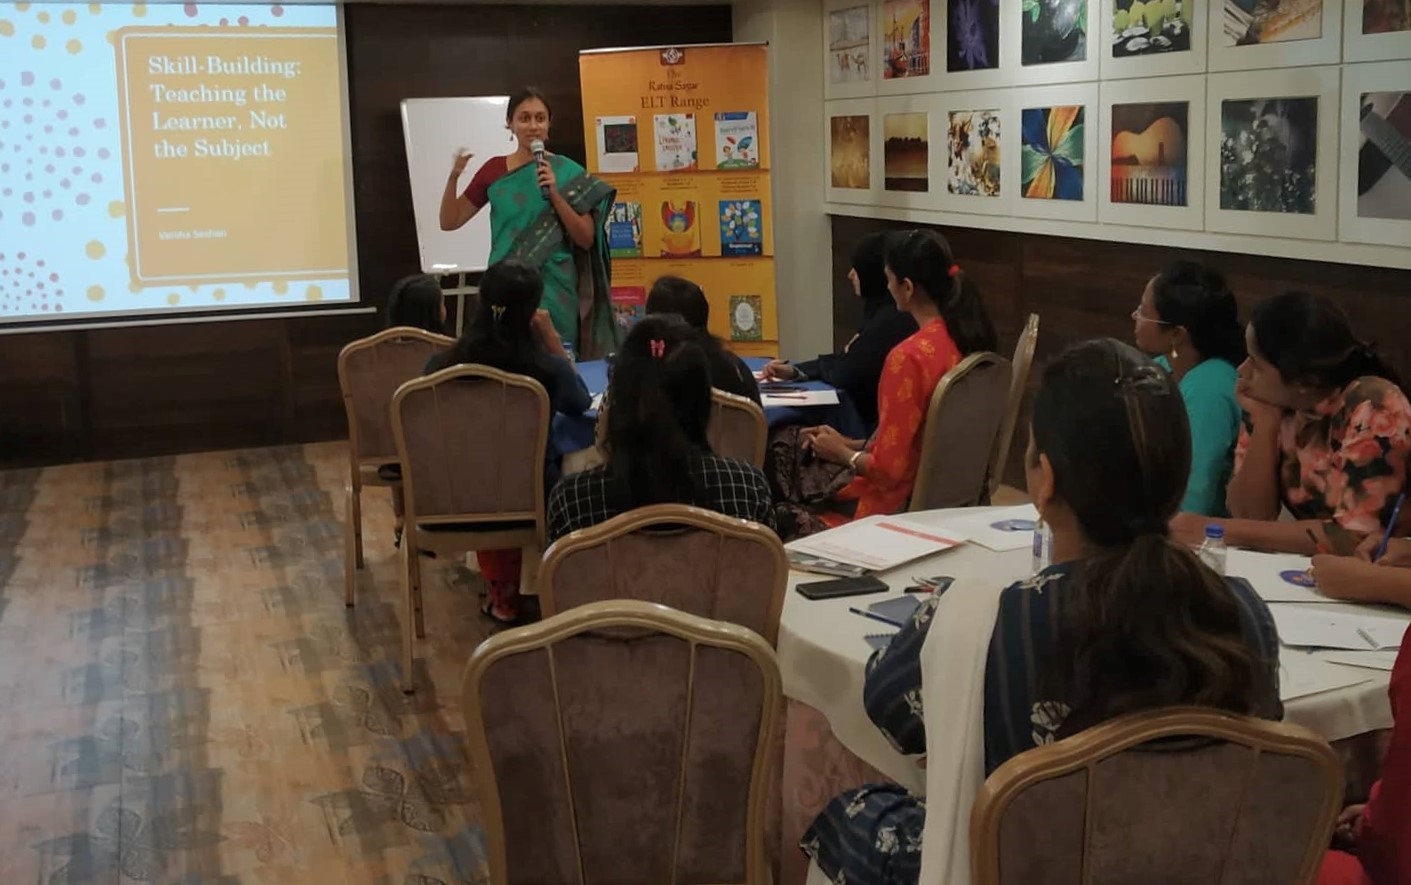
[400,96,516,332]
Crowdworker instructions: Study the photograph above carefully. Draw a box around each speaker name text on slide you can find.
[0,3,354,324]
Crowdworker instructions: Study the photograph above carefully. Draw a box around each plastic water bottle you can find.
[561,339,575,363]
[1031,515,1052,573]
[1198,524,1227,575]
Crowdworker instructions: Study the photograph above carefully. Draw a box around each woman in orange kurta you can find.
[792,229,998,528]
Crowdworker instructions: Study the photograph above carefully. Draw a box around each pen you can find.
[848,607,906,629]
[1356,627,1377,649]
[764,393,809,400]
[1306,528,1329,555]
[1374,493,1405,562]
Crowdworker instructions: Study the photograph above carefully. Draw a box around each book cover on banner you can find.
[596,115,640,173]
[719,200,764,256]
[605,201,643,258]
[714,112,760,168]
[659,200,701,257]
[654,114,698,172]
[730,294,763,341]
[611,286,646,331]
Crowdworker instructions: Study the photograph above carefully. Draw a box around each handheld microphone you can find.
[531,139,548,198]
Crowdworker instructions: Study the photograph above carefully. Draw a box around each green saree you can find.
[486,154,622,359]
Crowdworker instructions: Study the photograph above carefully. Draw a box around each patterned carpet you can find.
[0,442,497,885]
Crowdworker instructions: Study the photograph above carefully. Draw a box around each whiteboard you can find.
[400,96,517,274]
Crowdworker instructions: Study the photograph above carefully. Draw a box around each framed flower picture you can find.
[1100,0,1208,78]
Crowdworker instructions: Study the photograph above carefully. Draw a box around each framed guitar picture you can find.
[1340,62,1411,247]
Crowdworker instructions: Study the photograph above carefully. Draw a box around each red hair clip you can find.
[948,264,962,278]
[650,339,666,358]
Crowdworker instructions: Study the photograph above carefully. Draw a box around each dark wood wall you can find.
[0,4,734,468]
[829,215,1411,485]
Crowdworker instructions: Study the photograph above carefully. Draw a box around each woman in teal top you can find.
[1134,261,1246,516]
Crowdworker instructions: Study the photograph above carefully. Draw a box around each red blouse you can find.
[837,317,961,518]
[462,156,511,210]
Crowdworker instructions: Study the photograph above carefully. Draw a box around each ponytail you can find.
[885,229,998,355]
[1046,535,1272,735]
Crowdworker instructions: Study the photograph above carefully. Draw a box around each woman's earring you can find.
[1170,346,1179,361]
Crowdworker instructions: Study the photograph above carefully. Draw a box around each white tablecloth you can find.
[776,506,1397,795]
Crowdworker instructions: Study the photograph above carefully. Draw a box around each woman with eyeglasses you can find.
[799,339,1281,885]
[1132,260,1246,516]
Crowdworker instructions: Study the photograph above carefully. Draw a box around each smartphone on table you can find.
[795,574,889,600]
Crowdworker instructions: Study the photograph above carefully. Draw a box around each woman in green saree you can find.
[439,87,621,358]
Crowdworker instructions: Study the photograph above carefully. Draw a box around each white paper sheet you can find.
[1278,651,1374,701]
[1270,605,1411,651]
[1224,549,1338,603]
[919,504,1039,552]
[1320,650,1401,672]
[788,515,966,571]
[761,389,842,407]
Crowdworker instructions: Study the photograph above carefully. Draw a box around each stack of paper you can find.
[917,504,1039,552]
[1269,605,1411,651]
[789,515,965,571]
[1321,650,1400,672]
[1279,650,1374,700]
[1225,550,1336,603]
[761,389,840,407]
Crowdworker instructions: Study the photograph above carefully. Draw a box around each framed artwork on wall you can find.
[1014,83,1101,221]
[878,0,937,94]
[938,0,1013,89]
[1344,0,1411,61]
[826,100,883,203]
[937,89,1018,216]
[1339,61,1411,247]
[1100,0,1209,78]
[877,94,938,208]
[1098,75,1207,229]
[826,0,878,99]
[1207,0,1344,71]
[1204,67,1340,241]
[1007,0,1102,85]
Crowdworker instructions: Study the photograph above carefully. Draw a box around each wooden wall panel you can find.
[0,4,734,468]
[830,215,1411,485]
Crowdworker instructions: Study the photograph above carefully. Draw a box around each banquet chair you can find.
[537,503,787,644]
[970,706,1342,885]
[462,599,781,885]
[391,364,550,693]
[337,326,454,607]
[709,388,768,467]
[987,313,1040,500]
[908,351,1012,512]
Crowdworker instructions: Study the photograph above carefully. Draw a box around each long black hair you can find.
[1150,260,1245,366]
[885,229,998,354]
[386,274,444,334]
[1251,291,1401,390]
[426,258,549,383]
[850,230,895,306]
[604,315,714,507]
[645,275,710,329]
[1031,339,1273,732]
[507,86,551,122]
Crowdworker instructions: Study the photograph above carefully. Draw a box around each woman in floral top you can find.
[801,340,1282,885]
[1172,292,1411,554]
[785,229,998,530]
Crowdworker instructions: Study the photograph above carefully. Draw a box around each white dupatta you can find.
[916,577,1005,885]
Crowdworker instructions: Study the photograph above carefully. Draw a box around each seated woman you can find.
[644,275,760,404]
[386,273,447,333]
[1133,260,1245,517]
[547,314,773,542]
[772,229,997,538]
[801,339,1282,885]
[1316,621,1411,885]
[762,230,917,430]
[1174,292,1411,554]
[425,258,590,624]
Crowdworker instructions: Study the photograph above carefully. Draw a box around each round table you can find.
[772,506,1399,885]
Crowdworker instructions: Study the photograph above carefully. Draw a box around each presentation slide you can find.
[0,2,355,325]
